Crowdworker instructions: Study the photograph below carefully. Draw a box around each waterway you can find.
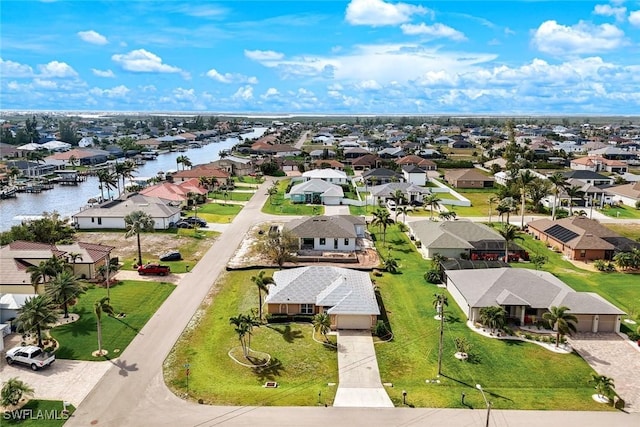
[0,128,267,232]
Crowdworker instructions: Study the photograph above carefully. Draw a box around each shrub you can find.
[374,320,390,338]
[454,336,471,354]
[424,269,441,284]
[397,223,408,232]
[593,259,616,272]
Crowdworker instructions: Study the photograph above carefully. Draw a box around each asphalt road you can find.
[66,178,640,427]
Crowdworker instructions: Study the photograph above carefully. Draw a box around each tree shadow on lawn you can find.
[54,307,94,338]
[267,324,304,343]
[112,315,142,335]
[253,357,284,382]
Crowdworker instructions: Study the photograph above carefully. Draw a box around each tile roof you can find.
[266,266,379,315]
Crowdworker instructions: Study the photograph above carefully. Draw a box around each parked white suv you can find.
[386,200,397,210]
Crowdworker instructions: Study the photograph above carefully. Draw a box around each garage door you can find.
[597,315,617,332]
[574,315,594,332]
[336,315,372,330]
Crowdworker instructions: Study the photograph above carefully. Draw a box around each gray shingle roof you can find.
[285,215,364,238]
[410,220,504,250]
[265,266,379,315]
[288,179,344,197]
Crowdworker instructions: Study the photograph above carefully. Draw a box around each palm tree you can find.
[313,312,332,342]
[26,262,48,295]
[46,270,85,318]
[479,305,507,334]
[564,185,584,216]
[124,210,155,267]
[433,292,448,318]
[433,293,448,375]
[1,377,35,407]
[371,208,394,245]
[497,223,523,263]
[182,156,192,170]
[15,295,59,348]
[115,160,136,195]
[229,314,250,357]
[251,270,274,320]
[542,305,578,347]
[397,205,411,223]
[97,169,117,201]
[423,193,442,220]
[383,256,399,273]
[68,155,78,168]
[94,297,115,356]
[497,197,516,224]
[266,184,278,204]
[517,170,536,229]
[548,172,568,220]
[590,374,617,402]
[67,251,83,267]
[176,155,186,171]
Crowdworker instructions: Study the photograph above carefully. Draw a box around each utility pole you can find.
[438,301,444,375]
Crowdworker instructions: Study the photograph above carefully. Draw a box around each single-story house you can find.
[169,164,230,183]
[264,266,380,330]
[362,168,403,185]
[446,268,624,333]
[527,216,640,261]
[45,148,109,166]
[0,240,114,294]
[284,215,366,252]
[445,169,494,188]
[73,194,181,230]
[302,168,348,184]
[561,170,613,186]
[368,182,430,206]
[607,181,640,208]
[210,156,254,176]
[309,159,345,171]
[287,179,344,205]
[395,155,437,171]
[351,154,380,170]
[409,220,526,260]
[570,156,628,174]
[139,178,207,205]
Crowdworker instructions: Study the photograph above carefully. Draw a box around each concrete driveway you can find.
[569,333,640,412]
[333,330,394,407]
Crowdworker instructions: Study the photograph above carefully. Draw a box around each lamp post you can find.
[476,384,491,427]
[402,390,407,405]
[184,363,191,396]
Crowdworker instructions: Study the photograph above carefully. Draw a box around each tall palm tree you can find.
[115,160,136,195]
[433,293,448,375]
[1,377,35,407]
[97,169,117,201]
[313,312,332,342]
[15,295,59,348]
[371,208,394,245]
[124,210,155,267]
[229,314,250,357]
[397,205,411,223]
[497,223,523,263]
[94,297,115,356]
[542,305,578,348]
[67,252,83,267]
[26,262,48,295]
[422,193,442,220]
[497,197,516,224]
[251,270,275,320]
[182,156,192,170]
[46,270,85,318]
[266,185,278,204]
[548,172,568,220]
[479,305,507,334]
[517,170,536,229]
[176,155,186,171]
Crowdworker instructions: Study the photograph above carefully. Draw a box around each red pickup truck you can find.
[137,263,170,276]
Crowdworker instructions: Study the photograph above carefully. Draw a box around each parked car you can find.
[159,251,182,261]
[386,200,397,210]
[5,346,55,371]
[137,263,171,276]
[184,216,207,227]
[175,220,193,229]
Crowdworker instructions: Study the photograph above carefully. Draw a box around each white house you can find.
[73,194,181,230]
[287,179,344,205]
[401,165,426,186]
[284,215,366,252]
[302,169,349,184]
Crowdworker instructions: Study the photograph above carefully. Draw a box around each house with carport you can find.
[446,268,624,333]
[264,266,380,330]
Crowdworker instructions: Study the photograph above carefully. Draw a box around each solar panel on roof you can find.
[545,224,579,243]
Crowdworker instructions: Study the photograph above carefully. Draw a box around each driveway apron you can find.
[333,330,394,407]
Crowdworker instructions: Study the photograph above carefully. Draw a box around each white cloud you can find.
[355,79,382,90]
[532,20,625,55]
[261,88,280,99]
[90,85,130,98]
[38,61,78,78]
[92,68,115,78]
[630,11,640,27]
[33,79,58,89]
[345,0,429,26]
[593,4,627,21]
[233,85,253,100]
[0,58,34,77]
[401,23,466,41]
[244,49,285,61]
[112,49,187,77]
[206,68,258,84]
[77,30,108,45]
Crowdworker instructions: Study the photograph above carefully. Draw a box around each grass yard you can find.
[233,176,263,185]
[164,270,338,406]
[1,400,75,426]
[208,191,254,202]
[603,223,640,241]
[51,280,174,360]
[448,190,501,217]
[369,225,608,410]
[349,205,368,216]
[261,179,324,215]
[598,204,640,219]
[197,202,243,223]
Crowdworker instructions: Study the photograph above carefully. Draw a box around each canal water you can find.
[0,128,267,231]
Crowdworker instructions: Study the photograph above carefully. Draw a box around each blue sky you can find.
[1,0,640,115]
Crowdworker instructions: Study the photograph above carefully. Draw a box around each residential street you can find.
[61,179,639,426]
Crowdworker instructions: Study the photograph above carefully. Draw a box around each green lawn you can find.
[233,176,263,185]
[197,202,243,223]
[51,280,174,360]
[598,204,640,219]
[164,270,338,406]
[603,223,640,241]
[261,179,324,215]
[1,400,75,426]
[208,191,254,202]
[370,225,608,410]
[348,205,368,216]
[447,190,501,217]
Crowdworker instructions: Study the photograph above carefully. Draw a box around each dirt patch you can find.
[75,231,216,265]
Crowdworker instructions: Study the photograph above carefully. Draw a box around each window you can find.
[319,238,326,245]
[91,217,95,223]
[580,250,586,258]
[300,304,314,314]
[344,238,349,246]
[97,217,102,225]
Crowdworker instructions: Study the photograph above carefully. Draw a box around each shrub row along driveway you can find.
[569,333,640,412]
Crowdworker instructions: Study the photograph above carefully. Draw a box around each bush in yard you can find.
[424,269,441,284]
[593,259,616,272]
[374,320,390,338]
